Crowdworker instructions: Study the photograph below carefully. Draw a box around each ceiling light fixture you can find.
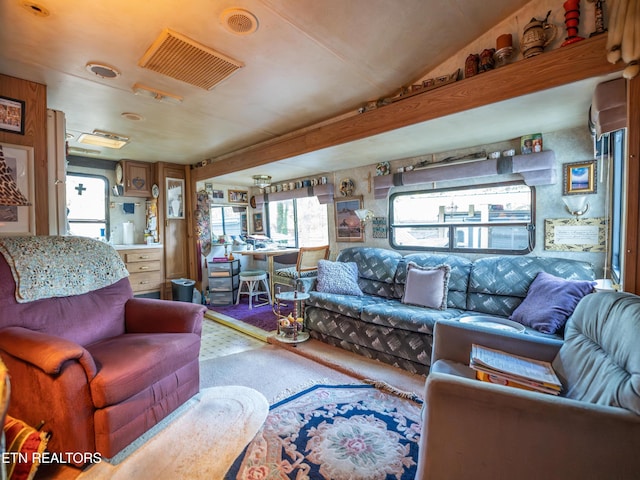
[253,175,272,188]
[121,112,145,121]
[67,146,102,156]
[85,62,120,79]
[20,1,49,17]
[221,8,259,35]
[78,130,129,149]
[132,83,183,105]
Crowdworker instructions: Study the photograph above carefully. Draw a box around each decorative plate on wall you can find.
[339,178,355,196]
[376,161,390,175]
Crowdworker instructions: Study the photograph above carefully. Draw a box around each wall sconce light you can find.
[253,175,272,188]
[562,196,590,217]
[0,148,31,206]
[354,208,374,225]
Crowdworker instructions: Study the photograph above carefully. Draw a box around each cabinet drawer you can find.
[128,271,163,292]
[126,260,160,273]
[124,251,162,263]
[208,260,240,275]
[209,275,239,291]
[209,289,238,306]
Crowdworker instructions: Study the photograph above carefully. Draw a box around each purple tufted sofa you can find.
[0,237,206,464]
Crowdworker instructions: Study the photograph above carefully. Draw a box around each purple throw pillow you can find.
[510,271,596,334]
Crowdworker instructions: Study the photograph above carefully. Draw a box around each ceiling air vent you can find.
[138,29,244,90]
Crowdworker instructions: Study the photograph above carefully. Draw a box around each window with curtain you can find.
[390,182,535,253]
[266,196,328,247]
[66,173,109,240]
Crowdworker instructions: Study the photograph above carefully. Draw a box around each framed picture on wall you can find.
[0,142,35,235]
[0,96,25,135]
[253,212,264,233]
[166,177,185,219]
[563,160,597,195]
[228,189,248,204]
[335,196,364,242]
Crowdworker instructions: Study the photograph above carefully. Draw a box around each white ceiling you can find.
[0,0,609,187]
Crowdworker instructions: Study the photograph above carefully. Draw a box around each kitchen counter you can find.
[112,244,163,250]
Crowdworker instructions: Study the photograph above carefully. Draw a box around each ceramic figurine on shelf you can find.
[588,0,606,37]
[521,11,558,58]
[479,48,496,72]
[465,53,479,78]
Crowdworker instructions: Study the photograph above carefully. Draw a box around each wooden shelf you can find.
[194,34,622,181]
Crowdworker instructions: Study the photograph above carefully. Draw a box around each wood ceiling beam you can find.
[193,34,622,182]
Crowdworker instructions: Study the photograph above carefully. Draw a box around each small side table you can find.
[274,291,310,344]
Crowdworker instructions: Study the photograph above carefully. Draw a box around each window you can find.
[266,196,328,247]
[610,129,625,285]
[210,205,244,240]
[66,173,109,240]
[390,182,535,254]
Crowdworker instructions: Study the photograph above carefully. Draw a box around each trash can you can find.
[171,278,195,302]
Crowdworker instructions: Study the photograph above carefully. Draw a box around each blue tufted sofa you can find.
[304,247,596,375]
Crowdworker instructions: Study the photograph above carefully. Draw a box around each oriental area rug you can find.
[224,383,423,480]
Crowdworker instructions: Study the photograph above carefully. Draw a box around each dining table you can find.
[239,247,300,300]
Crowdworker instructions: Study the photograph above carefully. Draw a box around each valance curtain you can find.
[373,151,557,199]
[254,183,334,207]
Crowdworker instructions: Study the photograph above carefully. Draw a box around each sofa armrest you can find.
[417,372,640,480]
[125,298,206,335]
[431,319,563,366]
[0,326,96,378]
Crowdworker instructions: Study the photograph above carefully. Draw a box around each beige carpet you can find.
[77,386,268,480]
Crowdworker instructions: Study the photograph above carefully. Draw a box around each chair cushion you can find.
[553,292,640,414]
[3,415,49,480]
[510,271,595,334]
[316,260,363,296]
[273,266,318,279]
[402,262,450,310]
[87,332,201,408]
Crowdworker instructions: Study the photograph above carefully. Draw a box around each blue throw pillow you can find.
[510,271,596,334]
[316,260,363,296]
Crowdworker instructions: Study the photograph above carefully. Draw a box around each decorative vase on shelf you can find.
[561,0,585,46]
[521,11,558,58]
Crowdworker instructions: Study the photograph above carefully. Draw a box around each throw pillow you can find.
[3,415,49,480]
[402,262,450,310]
[316,260,363,296]
[510,271,596,334]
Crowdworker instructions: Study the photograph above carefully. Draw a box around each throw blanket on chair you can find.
[0,235,129,303]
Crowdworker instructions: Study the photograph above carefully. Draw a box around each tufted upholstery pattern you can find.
[467,256,596,316]
[336,247,403,298]
[306,247,596,375]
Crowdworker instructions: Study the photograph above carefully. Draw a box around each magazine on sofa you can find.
[470,344,562,395]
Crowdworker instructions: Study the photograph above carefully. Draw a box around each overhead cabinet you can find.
[117,160,152,197]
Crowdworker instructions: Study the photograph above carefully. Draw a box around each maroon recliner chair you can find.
[0,236,206,463]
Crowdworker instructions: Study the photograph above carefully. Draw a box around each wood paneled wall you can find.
[0,74,48,234]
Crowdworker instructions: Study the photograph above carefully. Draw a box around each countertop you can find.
[112,243,163,250]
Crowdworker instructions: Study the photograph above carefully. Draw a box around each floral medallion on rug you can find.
[224,384,422,480]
